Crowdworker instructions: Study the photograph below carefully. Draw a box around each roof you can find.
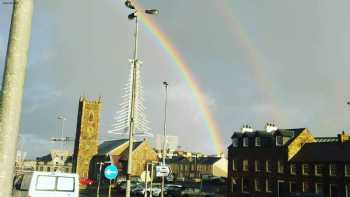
[197,157,221,165]
[98,139,143,155]
[315,137,338,143]
[291,141,350,162]
[36,154,52,162]
[166,156,222,165]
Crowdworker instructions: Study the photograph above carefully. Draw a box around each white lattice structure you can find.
[109,60,152,137]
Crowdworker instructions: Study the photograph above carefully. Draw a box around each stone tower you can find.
[73,97,102,178]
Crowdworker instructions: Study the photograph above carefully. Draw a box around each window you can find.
[255,137,261,147]
[266,160,271,172]
[243,160,249,171]
[232,138,239,147]
[315,183,324,194]
[289,182,297,193]
[241,178,249,193]
[302,164,309,175]
[290,164,296,175]
[315,164,323,176]
[39,166,43,171]
[265,179,272,193]
[255,160,260,172]
[329,164,336,176]
[243,137,249,147]
[276,136,283,146]
[254,179,261,192]
[232,160,237,171]
[302,182,310,192]
[47,167,51,172]
[345,164,350,177]
[277,161,284,173]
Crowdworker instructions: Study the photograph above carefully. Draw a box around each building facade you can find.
[166,155,228,181]
[72,97,102,179]
[227,124,350,197]
[89,139,158,181]
[36,150,73,173]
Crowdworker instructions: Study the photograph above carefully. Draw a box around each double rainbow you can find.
[135,3,225,155]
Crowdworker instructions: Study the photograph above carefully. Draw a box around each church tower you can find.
[72,97,102,179]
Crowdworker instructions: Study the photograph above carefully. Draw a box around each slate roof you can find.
[166,156,222,165]
[291,141,350,162]
[315,137,338,143]
[197,157,221,165]
[36,154,52,162]
[98,139,143,155]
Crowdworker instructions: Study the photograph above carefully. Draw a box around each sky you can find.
[1,0,350,159]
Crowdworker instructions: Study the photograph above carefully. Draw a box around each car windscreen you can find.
[35,175,75,192]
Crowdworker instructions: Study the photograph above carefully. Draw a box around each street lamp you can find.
[161,81,168,197]
[123,1,159,197]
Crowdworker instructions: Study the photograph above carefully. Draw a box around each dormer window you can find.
[255,137,261,147]
[243,137,249,147]
[232,138,239,147]
[276,136,283,146]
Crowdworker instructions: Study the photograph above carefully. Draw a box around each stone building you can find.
[72,97,102,179]
[36,150,73,173]
[89,138,158,181]
[227,124,350,197]
[166,155,228,180]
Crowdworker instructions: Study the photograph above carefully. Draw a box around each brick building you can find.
[227,124,350,197]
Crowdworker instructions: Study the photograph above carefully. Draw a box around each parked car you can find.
[132,184,162,196]
[164,184,183,197]
[80,177,94,186]
[180,187,215,197]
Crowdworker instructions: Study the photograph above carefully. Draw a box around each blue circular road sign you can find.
[104,165,118,180]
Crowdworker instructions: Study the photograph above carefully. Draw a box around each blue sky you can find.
[1,0,350,158]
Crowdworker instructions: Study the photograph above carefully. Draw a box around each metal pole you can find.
[126,15,139,197]
[150,163,154,197]
[58,115,66,150]
[97,162,103,197]
[0,1,33,197]
[161,81,168,197]
[144,163,148,197]
[108,180,112,197]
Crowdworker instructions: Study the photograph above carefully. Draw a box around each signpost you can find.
[104,165,118,197]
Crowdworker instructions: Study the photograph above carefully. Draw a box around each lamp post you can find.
[161,81,169,197]
[123,1,159,197]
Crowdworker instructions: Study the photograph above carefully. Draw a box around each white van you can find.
[28,171,79,197]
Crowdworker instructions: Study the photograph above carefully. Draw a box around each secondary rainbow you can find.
[135,4,225,154]
[216,1,284,123]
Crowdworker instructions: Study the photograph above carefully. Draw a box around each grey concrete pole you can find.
[125,16,139,197]
[161,81,168,197]
[0,1,33,197]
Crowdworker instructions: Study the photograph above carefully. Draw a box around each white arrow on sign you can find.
[105,169,117,176]
[156,165,170,177]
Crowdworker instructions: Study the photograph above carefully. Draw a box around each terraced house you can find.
[227,123,350,197]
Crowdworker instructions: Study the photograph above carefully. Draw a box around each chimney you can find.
[338,131,349,143]
[265,123,278,132]
[241,124,253,133]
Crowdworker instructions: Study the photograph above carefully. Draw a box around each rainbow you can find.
[134,2,225,154]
